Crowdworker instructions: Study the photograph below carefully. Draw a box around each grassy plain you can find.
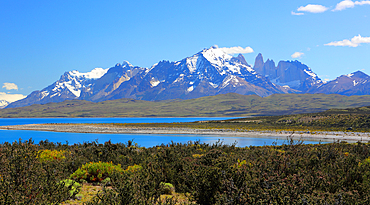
[1,93,370,118]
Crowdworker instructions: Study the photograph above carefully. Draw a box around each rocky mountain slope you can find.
[308,71,370,95]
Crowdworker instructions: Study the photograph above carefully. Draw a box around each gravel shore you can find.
[2,124,370,142]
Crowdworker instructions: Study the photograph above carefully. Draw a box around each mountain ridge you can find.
[6,46,370,109]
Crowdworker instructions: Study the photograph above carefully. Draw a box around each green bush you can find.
[160,182,175,195]
[70,161,123,183]
[58,179,81,198]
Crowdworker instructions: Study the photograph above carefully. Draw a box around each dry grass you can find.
[61,183,105,205]
[61,183,195,205]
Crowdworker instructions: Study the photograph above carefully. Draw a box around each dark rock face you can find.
[253,53,323,92]
[253,53,264,74]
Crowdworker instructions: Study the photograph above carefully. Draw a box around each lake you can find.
[0,117,329,147]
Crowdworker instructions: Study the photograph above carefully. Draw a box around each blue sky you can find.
[1,0,369,102]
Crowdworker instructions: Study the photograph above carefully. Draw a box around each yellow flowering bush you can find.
[37,149,68,162]
[70,162,142,183]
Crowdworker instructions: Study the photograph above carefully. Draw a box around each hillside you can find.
[1,93,370,118]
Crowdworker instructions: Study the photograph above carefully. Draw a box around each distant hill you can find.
[1,93,370,118]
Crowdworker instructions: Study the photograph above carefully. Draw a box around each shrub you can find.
[38,149,68,162]
[70,161,123,183]
[58,179,81,198]
[160,182,175,195]
[125,164,143,173]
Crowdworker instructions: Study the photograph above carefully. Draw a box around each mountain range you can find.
[6,46,370,108]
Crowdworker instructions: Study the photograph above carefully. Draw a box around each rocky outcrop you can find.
[253,53,323,92]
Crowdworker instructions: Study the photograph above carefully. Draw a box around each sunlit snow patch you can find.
[150,79,161,87]
[40,91,49,99]
[69,67,108,79]
[187,86,194,92]
[304,68,318,78]
[186,56,199,73]
[209,82,219,88]
[353,80,359,86]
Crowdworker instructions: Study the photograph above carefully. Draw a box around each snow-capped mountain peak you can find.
[0,100,9,109]
[38,67,110,100]
[345,71,368,79]
[201,46,233,65]
[69,67,109,79]
[197,46,254,75]
[122,61,135,69]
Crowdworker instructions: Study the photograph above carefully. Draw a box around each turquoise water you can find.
[0,117,327,147]
[0,117,235,126]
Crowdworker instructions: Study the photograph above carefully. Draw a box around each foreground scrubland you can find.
[1,138,370,204]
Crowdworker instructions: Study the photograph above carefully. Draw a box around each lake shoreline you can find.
[2,124,370,143]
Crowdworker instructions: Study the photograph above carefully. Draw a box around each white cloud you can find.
[291,52,304,58]
[218,46,254,54]
[2,82,19,90]
[291,11,304,15]
[325,34,370,47]
[355,0,370,5]
[333,0,370,11]
[0,92,26,103]
[297,4,329,13]
[333,0,355,11]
